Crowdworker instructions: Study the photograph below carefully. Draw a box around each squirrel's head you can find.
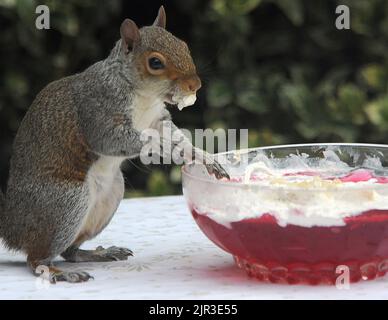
[119,6,201,110]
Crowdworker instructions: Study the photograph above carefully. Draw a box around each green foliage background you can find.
[1,0,388,196]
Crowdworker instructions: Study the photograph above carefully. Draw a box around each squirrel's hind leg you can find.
[61,245,133,263]
[27,257,93,284]
[61,169,132,263]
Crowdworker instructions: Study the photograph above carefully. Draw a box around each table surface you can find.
[1,195,388,300]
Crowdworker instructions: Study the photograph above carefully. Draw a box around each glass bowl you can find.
[182,143,388,285]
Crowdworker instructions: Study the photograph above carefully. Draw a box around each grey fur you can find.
[0,20,228,282]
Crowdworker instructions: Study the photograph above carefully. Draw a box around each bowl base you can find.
[234,256,388,285]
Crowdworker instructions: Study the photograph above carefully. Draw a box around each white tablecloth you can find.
[0,195,388,299]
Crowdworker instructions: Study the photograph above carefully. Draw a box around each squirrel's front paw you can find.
[205,161,230,180]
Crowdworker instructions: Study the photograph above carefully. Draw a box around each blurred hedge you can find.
[1,0,388,196]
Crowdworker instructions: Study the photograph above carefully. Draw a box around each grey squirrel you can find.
[0,6,229,283]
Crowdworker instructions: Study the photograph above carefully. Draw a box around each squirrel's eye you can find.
[148,57,165,70]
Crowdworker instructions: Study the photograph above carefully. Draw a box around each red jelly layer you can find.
[191,208,388,285]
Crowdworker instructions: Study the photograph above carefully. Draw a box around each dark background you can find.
[1,0,388,196]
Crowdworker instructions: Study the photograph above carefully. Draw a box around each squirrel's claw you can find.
[50,271,94,284]
[205,161,230,180]
[95,246,133,261]
[62,245,133,263]
[193,148,230,180]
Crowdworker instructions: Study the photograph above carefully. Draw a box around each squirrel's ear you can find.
[153,6,166,29]
[120,19,140,53]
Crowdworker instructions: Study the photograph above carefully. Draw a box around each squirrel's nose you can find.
[180,75,202,93]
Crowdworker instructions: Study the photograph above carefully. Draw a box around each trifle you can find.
[182,144,388,285]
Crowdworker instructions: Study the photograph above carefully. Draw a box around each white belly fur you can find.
[76,156,125,243]
[132,95,165,131]
[75,96,164,243]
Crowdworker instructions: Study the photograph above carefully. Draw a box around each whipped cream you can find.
[177,94,196,110]
[186,152,388,228]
